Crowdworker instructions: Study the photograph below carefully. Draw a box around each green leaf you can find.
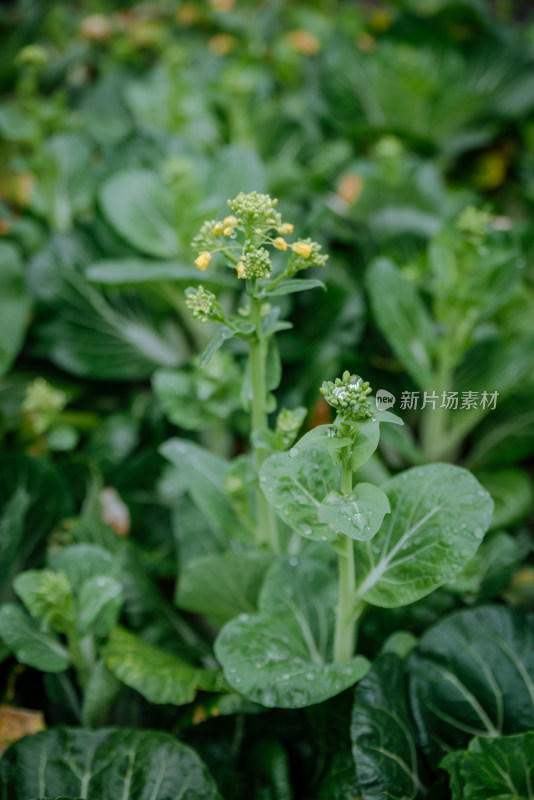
[351,420,380,471]
[318,484,390,541]
[260,445,340,541]
[477,469,534,530]
[99,170,180,258]
[104,626,221,706]
[76,576,123,637]
[0,727,223,799]
[367,258,436,388]
[0,455,71,602]
[160,438,250,543]
[49,544,121,587]
[441,732,534,800]
[408,605,534,764]
[448,530,529,602]
[267,278,326,296]
[0,604,70,672]
[199,327,236,367]
[215,556,370,708]
[353,464,493,607]
[176,550,274,626]
[288,425,347,457]
[351,654,426,800]
[29,234,188,380]
[0,243,29,377]
[87,259,235,287]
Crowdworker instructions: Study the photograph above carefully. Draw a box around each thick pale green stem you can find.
[333,447,356,662]
[249,298,280,554]
[420,356,455,462]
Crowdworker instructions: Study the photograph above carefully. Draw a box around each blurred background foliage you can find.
[1,0,534,795]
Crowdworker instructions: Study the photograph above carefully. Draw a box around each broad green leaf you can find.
[160,438,250,543]
[87,259,234,287]
[318,483,390,541]
[0,455,71,602]
[81,660,121,728]
[0,243,29,377]
[201,146,266,216]
[99,170,180,258]
[351,654,426,800]
[267,278,326,296]
[288,425,348,457]
[0,105,39,142]
[215,556,370,708]
[76,576,123,637]
[353,464,493,607]
[49,545,120,588]
[367,258,436,388]
[441,732,534,800]
[477,469,534,530]
[260,445,340,541]
[0,604,70,672]
[104,626,221,706]
[408,605,534,763]
[31,134,94,231]
[176,550,274,626]
[0,727,222,799]
[28,235,188,380]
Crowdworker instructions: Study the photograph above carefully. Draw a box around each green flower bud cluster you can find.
[288,237,328,274]
[320,371,372,420]
[227,191,282,230]
[16,44,48,69]
[240,246,272,280]
[456,205,493,241]
[185,285,218,322]
[192,219,220,254]
[23,378,66,415]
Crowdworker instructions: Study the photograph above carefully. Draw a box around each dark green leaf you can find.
[441,732,534,800]
[199,327,236,367]
[87,259,235,287]
[408,605,534,763]
[351,654,426,800]
[477,469,534,530]
[0,727,222,799]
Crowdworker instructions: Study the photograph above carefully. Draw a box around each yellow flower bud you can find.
[223,226,235,236]
[236,261,244,279]
[278,223,294,235]
[194,251,212,270]
[291,242,312,258]
[213,221,224,235]
[223,215,238,225]
[273,237,287,251]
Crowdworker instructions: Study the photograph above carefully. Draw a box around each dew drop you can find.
[289,557,299,566]
[305,672,315,680]
[289,447,299,458]
[239,613,249,622]
[474,528,484,539]
[282,673,290,680]
[461,523,466,529]
[301,525,312,536]
[320,535,328,541]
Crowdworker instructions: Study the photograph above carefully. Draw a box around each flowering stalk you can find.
[320,371,373,662]
[189,191,328,553]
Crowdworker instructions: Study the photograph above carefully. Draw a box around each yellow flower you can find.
[277,222,294,235]
[208,34,237,56]
[223,226,235,236]
[291,242,312,258]
[223,215,237,225]
[236,261,244,278]
[286,29,321,56]
[273,237,287,251]
[194,251,212,270]
[213,221,224,234]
